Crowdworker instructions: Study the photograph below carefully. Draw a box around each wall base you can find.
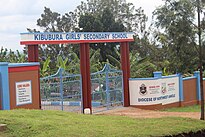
[131,100,201,110]
[181,100,198,107]
[131,102,180,110]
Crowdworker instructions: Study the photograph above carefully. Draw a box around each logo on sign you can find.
[139,84,147,95]
[161,83,167,94]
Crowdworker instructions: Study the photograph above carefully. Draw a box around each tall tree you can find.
[78,7,125,63]
[76,0,147,65]
[37,7,76,32]
[27,7,79,71]
[28,0,148,74]
[74,0,147,33]
[153,0,198,74]
[153,0,205,120]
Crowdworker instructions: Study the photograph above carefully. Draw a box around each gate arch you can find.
[20,32,134,113]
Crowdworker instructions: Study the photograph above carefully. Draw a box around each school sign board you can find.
[129,76,179,105]
[20,32,134,45]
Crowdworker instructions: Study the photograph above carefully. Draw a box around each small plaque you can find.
[16,81,32,106]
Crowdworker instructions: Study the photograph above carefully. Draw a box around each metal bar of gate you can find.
[105,69,110,110]
[80,75,83,113]
[59,68,63,111]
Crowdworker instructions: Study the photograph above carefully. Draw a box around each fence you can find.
[40,68,82,113]
[91,64,123,113]
[40,64,123,113]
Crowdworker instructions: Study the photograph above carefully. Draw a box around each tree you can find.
[106,48,157,77]
[27,7,79,72]
[78,7,125,64]
[154,0,205,120]
[74,0,147,33]
[37,7,75,32]
[197,0,204,120]
[0,47,8,62]
[0,47,26,63]
[76,0,147,66]
[28,0,149,76]
[153,0,198,74]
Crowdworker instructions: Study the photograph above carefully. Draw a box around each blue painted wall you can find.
[0,62,10,110]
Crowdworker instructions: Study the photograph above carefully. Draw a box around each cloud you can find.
[0,0,40,16]
[0,15,37,33]
[0,0,163,51]
[0,0,81,16]
[0,0,82,50]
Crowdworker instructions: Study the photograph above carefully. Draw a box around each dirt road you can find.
[96,107,201,119]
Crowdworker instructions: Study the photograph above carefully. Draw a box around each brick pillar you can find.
[80,43,92,113]
[28,45,39,62]
[27,44,41,109]
[120,42,130,107]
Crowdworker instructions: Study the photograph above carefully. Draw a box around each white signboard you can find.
[16,81,32,105]
[129,77,179,105]
[20,32,134,45]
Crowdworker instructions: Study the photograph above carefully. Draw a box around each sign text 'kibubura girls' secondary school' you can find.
[33,32,131,41]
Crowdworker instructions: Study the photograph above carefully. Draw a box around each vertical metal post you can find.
[79,75,83,113]
[59,68,64,111]
[105,64,110,110]
[121,71,124,106]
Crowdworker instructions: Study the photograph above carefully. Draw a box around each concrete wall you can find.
[0,62,40,110]
[129,71,201,110]
[8,69,40,109]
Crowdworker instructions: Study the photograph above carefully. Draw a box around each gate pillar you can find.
[80,43,92,113]
[27,44,41,109]
[120,42,130,107]
[28,45,39,62]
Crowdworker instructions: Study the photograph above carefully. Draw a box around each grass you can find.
[0,109,205,137]
[162,105,201,112]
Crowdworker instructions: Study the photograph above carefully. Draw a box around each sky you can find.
[0,0,163,51]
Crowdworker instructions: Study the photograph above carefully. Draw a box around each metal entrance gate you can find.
[91,64,124,113]
[40,68,82,113]
[40,64,123,113]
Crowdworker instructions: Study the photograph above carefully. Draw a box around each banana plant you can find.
[66,52,80,74]
[56,55,68,70]
[40,57,51,77]
[16,50,26,63]
[0,47,8,62]
[90,49,102,72]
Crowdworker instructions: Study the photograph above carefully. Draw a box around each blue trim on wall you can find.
[183,76,197,81]
[9,62,40,68]
[0,62,10,110]
[178,73,183,101]
[194,71,201,101]
[129,74,178,81]
[129,77,158,81]
[153,71,162,78]
[161,75,178,79]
